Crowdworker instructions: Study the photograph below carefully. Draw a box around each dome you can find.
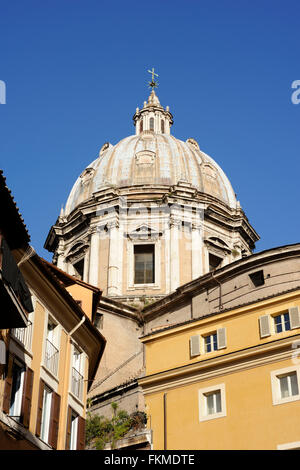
[64,91,237,216]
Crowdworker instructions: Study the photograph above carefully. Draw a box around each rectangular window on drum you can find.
[134,244,155,284]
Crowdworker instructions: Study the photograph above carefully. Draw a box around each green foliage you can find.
[85,403,147,450]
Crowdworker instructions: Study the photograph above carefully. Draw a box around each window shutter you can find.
[36,379,45,437]
[49,392,61,449]
[3,357,13,414]
[217,328,227,349]
[77,416,86,450]
[259,315,271,338]
[190,335,200,357]
[289,307,300,329]
[21,367,34,428]
[3,354,14,414]
[65,406,72,450]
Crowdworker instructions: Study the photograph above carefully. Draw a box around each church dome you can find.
[64,91,238,216]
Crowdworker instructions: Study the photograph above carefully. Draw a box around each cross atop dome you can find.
[147,67,159,90]
[133,70,173,135]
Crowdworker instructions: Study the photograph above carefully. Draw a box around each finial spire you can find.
[147,67,159,90]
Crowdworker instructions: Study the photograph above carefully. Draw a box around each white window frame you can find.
[271,365,300,406]
[127,238,161,290]
[204,332,218,353]
[273,312,291,334]
[277,441,300,450]
[198,383,226,422]
[40,384,53,445]
[259,308,300,338]
[43,313,61,378]
[70,342,86,403]
[70,410,79,450]
[200,328,227,355]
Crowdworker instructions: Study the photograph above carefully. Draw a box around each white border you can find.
[270,365,300,406]
[198,383,226,422]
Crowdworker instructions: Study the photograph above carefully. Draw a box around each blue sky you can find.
[1,0,300,261]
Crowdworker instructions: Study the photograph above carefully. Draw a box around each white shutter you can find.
[259,315,271,338]
[289,307,300,329]
[190,335,200,357]
[217,328,227,349]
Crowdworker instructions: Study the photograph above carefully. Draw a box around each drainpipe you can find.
[211,272,223,310]
[163,393,167,450]
[69,316,86,336]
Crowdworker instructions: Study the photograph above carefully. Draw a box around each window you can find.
[44,317,59,376]
[134,244,155,284]
[161,119,165,133]
[189,328,227,358]
[71,345,84,400]
[9,360,25,420]
[209,253,223,271]
[73,259,84,280]
[69,410,79,450]
[274,313,291,333]
[259,307,300,338]
[204,333,218,353]
[40,385,53,444]
[278,372,299,399]
[205,390,221,415]
[149,117,154,131]
[199,384,226,422]
[140,120,143,133]
[249,270,265,287]
[95,313,103,330]
[271,366,300,405]
[66,406,86,450]
[3,355,34,427]
[36,379,61,449]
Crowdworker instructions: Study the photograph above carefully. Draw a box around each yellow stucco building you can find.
[139,262,300,450]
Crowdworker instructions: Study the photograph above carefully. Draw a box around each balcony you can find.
[71,367,84,400]
[44,339,59,376]
[11,321,33,351]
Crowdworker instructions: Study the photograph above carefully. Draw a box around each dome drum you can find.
[45,90,259,304]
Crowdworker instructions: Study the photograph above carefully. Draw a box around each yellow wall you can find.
[141,291,300,450]
[66,284,93,321]
[144,292,300,376]
[146,357,300,450]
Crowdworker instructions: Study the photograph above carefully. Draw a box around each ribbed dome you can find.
[64,132,237,215]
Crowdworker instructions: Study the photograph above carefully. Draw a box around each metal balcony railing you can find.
[11,321,33,350]
[44,339,59,376]
[71,367,84,400]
